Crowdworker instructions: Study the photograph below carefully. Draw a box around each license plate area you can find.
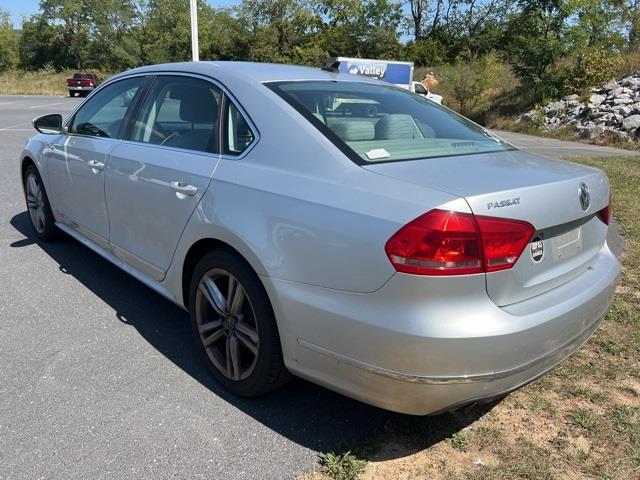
[551,226,582,261]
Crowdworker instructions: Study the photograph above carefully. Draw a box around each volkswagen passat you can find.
[21,62,620,415]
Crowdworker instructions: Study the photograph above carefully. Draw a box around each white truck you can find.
[323,57,443,104]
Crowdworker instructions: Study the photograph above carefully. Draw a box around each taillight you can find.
[597,195,611,225]
[475,215,536,272]
[385,209,535,276]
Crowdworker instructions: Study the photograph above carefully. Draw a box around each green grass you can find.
[319,451,366,480]
[569,409,599,432]
[610,405,638,435]
[449,431,469,451]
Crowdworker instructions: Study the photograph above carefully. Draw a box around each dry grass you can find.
[0,69,113,96]
[304,155,640,479]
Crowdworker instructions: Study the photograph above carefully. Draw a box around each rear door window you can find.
[131,76,222,154]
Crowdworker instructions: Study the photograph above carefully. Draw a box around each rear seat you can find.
[325,117,378,142]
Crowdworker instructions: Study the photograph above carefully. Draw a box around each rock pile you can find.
[521,73,640,141]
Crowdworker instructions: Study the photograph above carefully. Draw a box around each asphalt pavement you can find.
[493,129,640,158]
[0,95,629,479]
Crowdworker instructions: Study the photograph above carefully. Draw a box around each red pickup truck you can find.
[66,72,99,97]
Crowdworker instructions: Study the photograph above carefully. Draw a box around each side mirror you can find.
[33,114,63,134]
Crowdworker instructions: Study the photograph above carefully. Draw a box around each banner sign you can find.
[334,59,413,86]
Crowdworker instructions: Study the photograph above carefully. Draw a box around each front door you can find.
[46,77,145,247]
[105,75,222,280]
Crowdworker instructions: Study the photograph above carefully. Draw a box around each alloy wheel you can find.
[26,173,46,234]
[195,268,260,381]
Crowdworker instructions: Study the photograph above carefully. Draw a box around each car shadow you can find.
[10,211,500,460]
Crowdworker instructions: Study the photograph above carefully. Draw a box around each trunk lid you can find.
[364,149,610,306]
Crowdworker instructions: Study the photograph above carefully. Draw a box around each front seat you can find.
[164,86,218,152]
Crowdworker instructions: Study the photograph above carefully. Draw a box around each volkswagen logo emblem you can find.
[578,183,590,211]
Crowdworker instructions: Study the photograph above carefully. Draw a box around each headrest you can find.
[170,85,218,124]
[375,114,421,140]
[331,121,375,142]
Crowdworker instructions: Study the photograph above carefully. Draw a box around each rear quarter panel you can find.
[165,84,466,299]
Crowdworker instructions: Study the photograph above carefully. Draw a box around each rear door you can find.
[104,75,222,281]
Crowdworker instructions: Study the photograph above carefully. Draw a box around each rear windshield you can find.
[73,73,93,79]
[266,81,513,164]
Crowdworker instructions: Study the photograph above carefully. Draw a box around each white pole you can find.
[190,0,199,61]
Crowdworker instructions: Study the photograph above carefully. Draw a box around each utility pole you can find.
[190,0,199,61]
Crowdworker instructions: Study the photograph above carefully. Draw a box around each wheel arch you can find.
[20,156,36,183]
[180,236,269,310]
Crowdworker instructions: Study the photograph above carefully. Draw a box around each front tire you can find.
[189,250,289,397]
[23,164,57,241]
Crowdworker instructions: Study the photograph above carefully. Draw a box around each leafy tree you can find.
[38,0,94,69]
[0,10,19,71]
[19,15,66,70]
[567,0,625,51]
[407,0,429,41]
[313,0,403,59]
[505,0,572,101]
[440,51,502,115]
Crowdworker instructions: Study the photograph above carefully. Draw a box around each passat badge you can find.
[487,197,520,210]
[530,236,544,263]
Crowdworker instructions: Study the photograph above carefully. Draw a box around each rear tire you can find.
[189,250,290,397]
[68,90,75,97]
[23,164,57,241]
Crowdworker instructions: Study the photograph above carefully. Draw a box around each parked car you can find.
[22,62,619,415]
[66,72,99,97]
[411,80,443,104]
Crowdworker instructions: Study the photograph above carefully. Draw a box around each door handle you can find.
[88,160,105,171]
[170,181,198,196]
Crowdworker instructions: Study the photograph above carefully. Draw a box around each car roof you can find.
[112,61,381,87]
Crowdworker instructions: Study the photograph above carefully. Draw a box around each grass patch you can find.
[449,431,469,451]
[319,451,366,480]
[610,405,639,436]
[561,384,609,403]
[569,409,599,432]
[0,69,113,96]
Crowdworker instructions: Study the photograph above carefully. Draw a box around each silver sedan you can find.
[21,62,620,415]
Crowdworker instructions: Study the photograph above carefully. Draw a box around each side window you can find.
[224,100,255,155]
[69,77,143,138]
[131,76,221,154]
[414,82,428,95]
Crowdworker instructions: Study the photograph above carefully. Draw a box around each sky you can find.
[2,0,238,26]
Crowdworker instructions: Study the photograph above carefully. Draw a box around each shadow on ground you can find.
[10,211,500,460]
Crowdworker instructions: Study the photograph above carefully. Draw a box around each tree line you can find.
[0,0,639,102]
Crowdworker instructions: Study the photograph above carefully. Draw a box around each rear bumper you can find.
[68,86,94,91]
[264,243,620,415]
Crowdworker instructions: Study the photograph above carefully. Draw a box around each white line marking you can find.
[29,102,67,109]
[0,128,33,132]
[0,101,17,106]
[0,121,28,130]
